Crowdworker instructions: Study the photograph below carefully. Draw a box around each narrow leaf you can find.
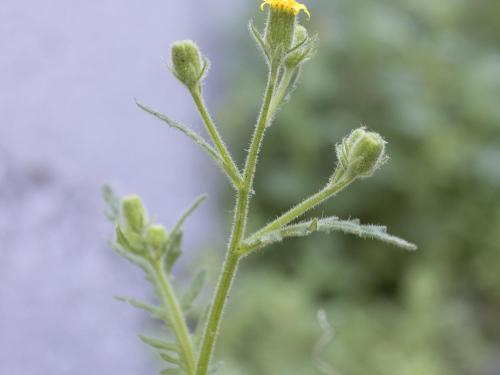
[139,335,179,353]
[243,216,417,253]
[136,101,224,168]
[165,231,183,274]
[181,269,207,311]
[160,352,180,365]
[160,368,181,374]
[171,195,208,234]
[115,296,165,320]
[249,19,270,61]
[164,195,207,273]
[102,184,120,223]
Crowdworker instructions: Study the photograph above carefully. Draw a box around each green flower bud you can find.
[171,40,205,90]
[146,225,168,254]
[285,25,308,68]
[333,128,387,181]
[265,7,297,58]
[348,130,387,178]
[122,196,146,234]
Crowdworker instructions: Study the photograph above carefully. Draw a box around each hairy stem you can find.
[152,261,196,374]
[191,89,242,187]
[195,63,280,375]
[248,177,354,243]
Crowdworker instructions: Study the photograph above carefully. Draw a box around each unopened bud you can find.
[347,130,386,178]
[146,225,168,253]
[334,128,387,181]
[122,196,146,234]
[264,6,297,58]
[285,25,311,68]
[171,40,205,90]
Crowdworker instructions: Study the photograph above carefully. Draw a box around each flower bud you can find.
[146,225,168,254]
[264,6,297,56]
[122,196,146,234]
[347,130,386,178]
[285,25,315,69]
[171,40,205,90]
[333,128,387,181]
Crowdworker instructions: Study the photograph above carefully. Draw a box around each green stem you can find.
[269,67,296,116]
[191,89,242,187]
[248,177,354,244]
[152,261,196,374]
[195,63,280,375]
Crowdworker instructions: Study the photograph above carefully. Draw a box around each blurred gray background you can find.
[0,1,243,374]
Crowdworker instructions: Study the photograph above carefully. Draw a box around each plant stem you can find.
[195,63,280,375]
[191,90,242,187]
[248,177,354,243]
[152,261,196,374]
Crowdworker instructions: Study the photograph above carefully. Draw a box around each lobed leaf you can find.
[102,184,120,224]
[243,216,417,254]
[136,101,226,171]
[139,335,179,353]
[115,296,165,321]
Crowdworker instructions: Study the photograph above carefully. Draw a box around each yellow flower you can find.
[260,0,310,18]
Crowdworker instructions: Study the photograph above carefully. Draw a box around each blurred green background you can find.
[211,1,500,374]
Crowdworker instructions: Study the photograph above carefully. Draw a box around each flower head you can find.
[261,0,310,18]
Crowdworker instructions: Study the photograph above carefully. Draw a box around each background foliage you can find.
[213,1,500,374]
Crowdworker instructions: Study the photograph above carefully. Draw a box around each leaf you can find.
[102,184,120,223]
[243,216,417,253]
[139,335,179,353]
[160,352,180,365]
[160,368,182,375]
[115,296,165,320]
[171,195,208,234]
[108,241,148,270]
[181,269,207,311]
[165,231,183,274]
[165,195,208,273]
[249,19,270,61]
[136,102,226,170]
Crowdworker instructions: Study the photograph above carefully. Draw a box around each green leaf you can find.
[136,101,226,170]
[102,184,120,223]
[165,231,183,274]
[114,296,165,320]
[171,195,208,234]
[249,19,270,61]
[181,269,207,311]
[165,195,207,273]
[108,241,148,269]
[160,368,181,375]
[243,216,417,253]
[139,335,179,353]
[159,352,180,365]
